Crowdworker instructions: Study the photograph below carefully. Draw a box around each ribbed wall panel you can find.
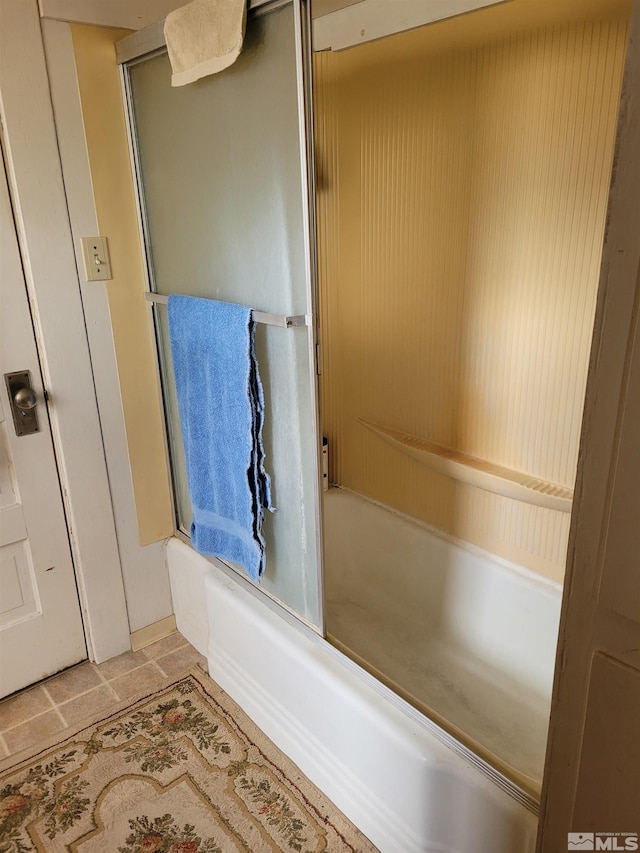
[314,8,628,582]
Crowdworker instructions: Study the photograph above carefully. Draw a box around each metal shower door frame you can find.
[117,0,325,636]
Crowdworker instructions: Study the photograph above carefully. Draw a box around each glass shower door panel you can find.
[128,2,321,627]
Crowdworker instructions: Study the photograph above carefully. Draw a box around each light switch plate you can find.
[80,236,112,281]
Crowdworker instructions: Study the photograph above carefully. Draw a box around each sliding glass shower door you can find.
[123,0,322,628]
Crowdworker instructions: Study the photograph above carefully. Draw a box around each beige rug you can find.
[0,668,377,852]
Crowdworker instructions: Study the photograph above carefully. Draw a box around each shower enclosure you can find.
[119,0,630,818]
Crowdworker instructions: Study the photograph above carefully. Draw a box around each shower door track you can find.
[116,0,293,65]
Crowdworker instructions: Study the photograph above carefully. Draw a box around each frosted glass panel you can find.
[128,2,321,626]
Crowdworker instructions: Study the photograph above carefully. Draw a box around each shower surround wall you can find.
[314,4,628,582]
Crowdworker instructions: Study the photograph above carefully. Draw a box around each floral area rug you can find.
[0,669,377,853]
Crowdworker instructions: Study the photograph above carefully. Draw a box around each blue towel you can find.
[168,294,272,581]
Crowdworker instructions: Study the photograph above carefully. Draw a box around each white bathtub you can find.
[167,490,559,853]
[166,528,543,852]
[323,488,562,794]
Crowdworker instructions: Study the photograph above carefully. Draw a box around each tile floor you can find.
[0,632,207,759]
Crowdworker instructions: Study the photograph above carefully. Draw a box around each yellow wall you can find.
[71,24,174,545]
[315,1,629,582]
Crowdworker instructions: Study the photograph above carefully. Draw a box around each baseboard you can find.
[130,614,177,651]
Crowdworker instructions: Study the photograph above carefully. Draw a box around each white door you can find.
[0,150,86,699]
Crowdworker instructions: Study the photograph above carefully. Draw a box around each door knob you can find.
[13,387,37,410]
[4,371,40,436]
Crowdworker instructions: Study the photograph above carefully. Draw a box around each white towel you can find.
[164,0,247,87]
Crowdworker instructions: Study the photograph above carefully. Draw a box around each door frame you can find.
[0,0,130,663]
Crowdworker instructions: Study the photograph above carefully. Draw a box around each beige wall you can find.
[315,0,629,582]
[71,24,173,545]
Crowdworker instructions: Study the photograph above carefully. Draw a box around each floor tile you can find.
[96,649,149,681]
[110,664,166,702]
[141,632,188,660]
[44,662,104,705]
[3,710,67,756]
[0,686,53,732]
[0,635,202,753]
[155,644,207,679]
[58,684,120,727]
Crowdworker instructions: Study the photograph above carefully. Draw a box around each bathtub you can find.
[167,517,546,852]
[323,487,562,796]
[167,489,559,853]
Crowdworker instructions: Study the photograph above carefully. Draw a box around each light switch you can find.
[80,236,112,281]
